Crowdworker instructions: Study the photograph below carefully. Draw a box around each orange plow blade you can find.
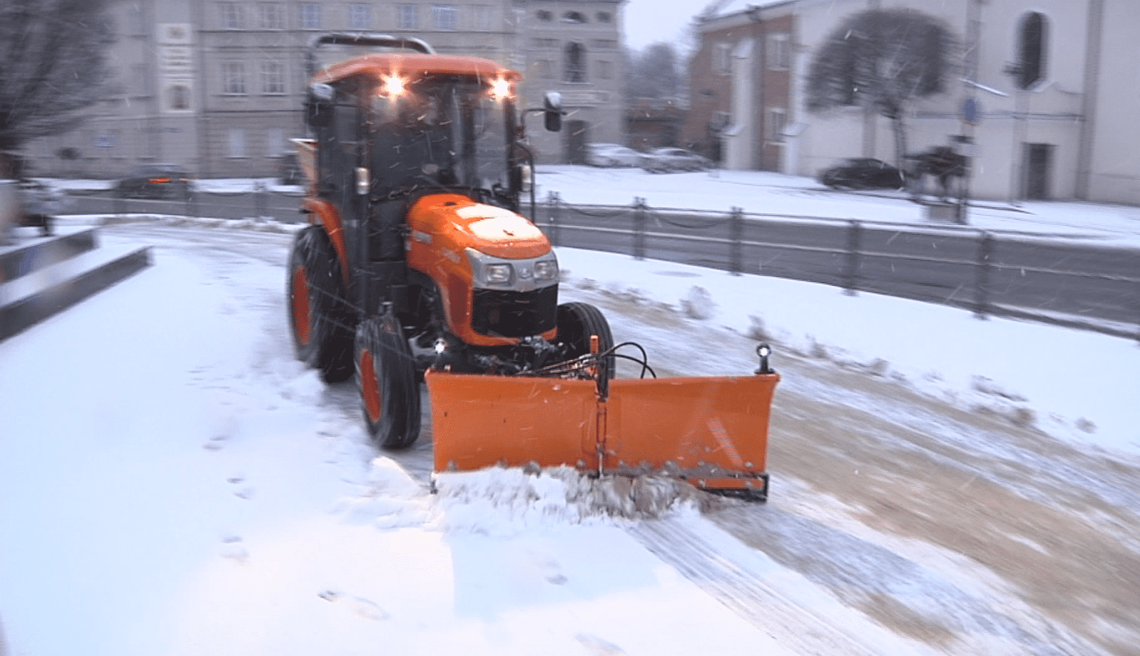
[425,369,779,498]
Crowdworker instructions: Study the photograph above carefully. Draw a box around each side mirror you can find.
[543,92,563,132]
[305,83,334,128]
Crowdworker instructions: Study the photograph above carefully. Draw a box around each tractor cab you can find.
[304,51,534,216]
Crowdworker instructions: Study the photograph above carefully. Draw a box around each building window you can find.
[713,43,731,76]
[562,11,587,24]
[259,3,284,29]
[222,62,246,95]
[220,2,243,29]
[1016,12,1047,89]
[597,11,612,23]
[768,108,786,142]
[301,3,321,30]
[472,5,492,31]
[267,128,285,156]
[228,128,246,158]
[167,84,191,111]
[599,60,613,80]
[535,59,553,79]
[261,61,285,95]
[349,4,370,29]
[536,10,552,21]
[564,42,587,83]
[398,5,418,29]
[768,33,790,70]
[433,5,457,31]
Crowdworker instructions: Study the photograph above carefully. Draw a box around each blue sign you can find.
[961,97,981,125]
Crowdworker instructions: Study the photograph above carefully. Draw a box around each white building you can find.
[701,0,1139,205]
[25,0,626,178]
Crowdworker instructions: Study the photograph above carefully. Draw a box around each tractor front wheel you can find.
[287,226,354,382]
[556,302,616,379]
[355,315,421,449]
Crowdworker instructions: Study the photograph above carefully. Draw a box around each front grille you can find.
[471,285,557,337]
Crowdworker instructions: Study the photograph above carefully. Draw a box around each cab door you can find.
[315,78,368,300]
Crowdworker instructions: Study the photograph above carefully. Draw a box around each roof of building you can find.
[697,0,792,23]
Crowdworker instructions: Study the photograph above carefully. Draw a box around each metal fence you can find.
[532,193,1140,343]
[62,186,1140,342]
[65,183,307,224]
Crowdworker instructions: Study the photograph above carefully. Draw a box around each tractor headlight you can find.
[485,263,513,284]
[534,259,558,281]
[467,249,559,292]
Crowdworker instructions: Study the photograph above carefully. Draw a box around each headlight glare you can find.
[485,263,513,284]
[534,259,558,281]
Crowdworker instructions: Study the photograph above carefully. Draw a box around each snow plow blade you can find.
[426,369,779,498]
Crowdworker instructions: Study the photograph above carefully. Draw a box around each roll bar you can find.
[306,33,436,77]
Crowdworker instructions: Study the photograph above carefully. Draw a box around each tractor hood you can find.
[407,193,551,259]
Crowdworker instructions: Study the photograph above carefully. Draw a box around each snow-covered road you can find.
[2,219,1138,655]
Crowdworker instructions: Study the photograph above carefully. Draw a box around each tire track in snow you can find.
[629,518,884,656]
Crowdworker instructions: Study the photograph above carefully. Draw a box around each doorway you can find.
[1024,143,1052,200]
[566,120,588,164]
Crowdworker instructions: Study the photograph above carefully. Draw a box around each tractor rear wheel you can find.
[355,315,421,449]
[287,226,354,382]
[556,302,616,379]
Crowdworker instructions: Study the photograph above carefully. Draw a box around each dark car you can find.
[277,152,303,185]
[115,164,193,199]
[818,158,905,190]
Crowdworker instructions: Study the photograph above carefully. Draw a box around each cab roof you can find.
[312,53,521,85]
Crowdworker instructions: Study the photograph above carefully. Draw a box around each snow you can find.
[2,166,1138,655]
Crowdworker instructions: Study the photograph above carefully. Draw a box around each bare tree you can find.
[806,8,956,166]
[626,42,681,100]
[0,0,116,163]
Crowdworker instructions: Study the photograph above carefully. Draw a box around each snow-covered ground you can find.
[2,168,1138,655]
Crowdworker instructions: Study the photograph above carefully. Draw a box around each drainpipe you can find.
[1075,0,1104,200]
[747,6,762,170]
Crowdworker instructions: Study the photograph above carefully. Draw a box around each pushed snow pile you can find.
[433,465,706,534]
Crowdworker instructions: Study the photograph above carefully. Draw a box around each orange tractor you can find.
[288,34,779,498]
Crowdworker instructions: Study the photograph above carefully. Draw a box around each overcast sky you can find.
[623,0,708,52]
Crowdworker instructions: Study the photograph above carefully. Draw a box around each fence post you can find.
[844,220,863,295]
[633,197,646,260]
[546,191,561,247]
[255,181,267,219]
[188,186,198,218]
[729,206,743,276]
[974,231,993,319]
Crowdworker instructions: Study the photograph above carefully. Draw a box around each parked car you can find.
[115,164,193,199]
[639,147,711,173]
[278,152,304,185]
[17,179,65,235]
[818,158,905,190]
[585,143,642,168]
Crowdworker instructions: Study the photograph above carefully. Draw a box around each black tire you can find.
[355,315,421,449]
[556,302,616,380]
[287,226,354,382]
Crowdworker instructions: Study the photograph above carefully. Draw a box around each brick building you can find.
[683,1,793,170]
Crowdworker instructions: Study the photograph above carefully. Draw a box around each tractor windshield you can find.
[369,74,514,198]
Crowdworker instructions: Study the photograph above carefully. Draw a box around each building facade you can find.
[25,0,626,178]
[683,1,793,171]
[514,0,625,164]
[688,0,1140,205]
